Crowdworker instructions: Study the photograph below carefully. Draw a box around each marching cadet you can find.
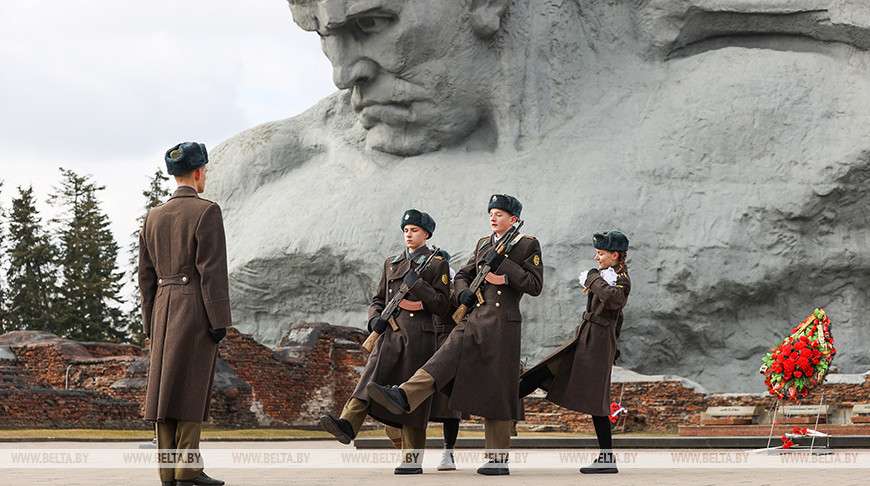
[367,194,543,476]
[519,230,631,474]
[320,209,450,475]
[427,250,463,472]
[139,142,229,486]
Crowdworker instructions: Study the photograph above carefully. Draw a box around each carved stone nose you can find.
[333,59,378,89]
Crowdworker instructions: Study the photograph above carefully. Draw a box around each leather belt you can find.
[583,311,614,327]
[157,274,190,286]
[398,299,424,312]
[484,272,506,285]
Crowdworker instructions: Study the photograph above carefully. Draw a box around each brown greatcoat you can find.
[423,234,543,420]
[524,264,630,416]
[353,247,450,429]
[139,186,232,423]
[428,282,464,422]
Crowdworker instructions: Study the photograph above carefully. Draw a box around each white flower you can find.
[601,267,618,286]
[578,270,589,288]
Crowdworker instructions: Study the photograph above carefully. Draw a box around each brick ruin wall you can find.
[1,327,868,432]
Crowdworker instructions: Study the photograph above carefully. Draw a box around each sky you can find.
[0,0,335,265]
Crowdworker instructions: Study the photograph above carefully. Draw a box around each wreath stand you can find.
[609,384,629,433]
[765,393,832,455]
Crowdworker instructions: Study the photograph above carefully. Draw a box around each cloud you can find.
[0,0,336,279]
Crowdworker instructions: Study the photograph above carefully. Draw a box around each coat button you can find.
[476,303,481,307]
[495,303,500,307]
[158,279,163,285]
[389,289,393,293]
[497,290,502,295]
[182,276,188,283]
[409,313,414,317]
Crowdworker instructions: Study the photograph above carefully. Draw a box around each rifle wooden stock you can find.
[452,304,469,324]
[362,331,380,352]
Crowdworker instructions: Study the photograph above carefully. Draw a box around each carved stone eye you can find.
[353,16,393,34]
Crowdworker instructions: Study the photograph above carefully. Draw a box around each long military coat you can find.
[139,186,232,423]
[423,234,543,420]
[428,286,463,422]
[353,247,450,429]
[524,264,630,416]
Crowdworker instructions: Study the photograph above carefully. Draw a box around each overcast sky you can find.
[0,0,335,264]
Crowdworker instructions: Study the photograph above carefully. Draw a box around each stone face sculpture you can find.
[209,0,870,392]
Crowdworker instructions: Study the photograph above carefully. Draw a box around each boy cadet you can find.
[368,194,543,476]
[139,142,230,486]
[320,209,451,474]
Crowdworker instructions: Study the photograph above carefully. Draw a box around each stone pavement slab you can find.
[1,441,869,485]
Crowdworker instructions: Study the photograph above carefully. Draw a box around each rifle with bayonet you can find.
[362,246,441,352]
[452,220,524,324]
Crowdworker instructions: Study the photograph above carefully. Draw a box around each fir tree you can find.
[0,180,6,332]
[127,168,170,345]
[50,168,126,342]
[4,186,58,333]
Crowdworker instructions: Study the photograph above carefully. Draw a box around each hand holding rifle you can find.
[452,221,524,324]
[362,247,441,352]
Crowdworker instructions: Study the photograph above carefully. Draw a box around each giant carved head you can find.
[286,0,510,156]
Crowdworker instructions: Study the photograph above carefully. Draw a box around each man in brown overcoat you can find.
[367,194,543,476]
[139,142,230,486]
[320,209,450,474]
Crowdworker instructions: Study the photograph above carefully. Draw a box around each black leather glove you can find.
[588,268,600,276]
[369,316,389,334]
[458,289,477,308]
[403,270,421,288]
[485,249,505,269]
[208,327,227,343]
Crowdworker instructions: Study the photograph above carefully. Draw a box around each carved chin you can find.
[364,124,443,157]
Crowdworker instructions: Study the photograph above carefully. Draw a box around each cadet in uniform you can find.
[519,230,631,474]
[320,209,450,474]
[139,142,229,486]
[367,194,543,476]
[426,250,463,471]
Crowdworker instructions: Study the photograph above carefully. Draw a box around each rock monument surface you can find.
[209,0,870,392]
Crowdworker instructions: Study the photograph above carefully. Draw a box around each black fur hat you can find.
[593,231,629,252]
[165,142,208,175]
[401,209,436,238]
[487,194,522,217]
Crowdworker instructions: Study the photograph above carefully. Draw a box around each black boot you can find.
[477,459,510,476]
[320,414,355,444]
[394,463,423,475]
[579,452,618,474]
[366,382,409,415]
[176,472,225,486]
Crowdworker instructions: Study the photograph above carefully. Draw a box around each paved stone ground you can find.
[1,441,868,485]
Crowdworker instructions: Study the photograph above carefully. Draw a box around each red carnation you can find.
[794,371,803,378]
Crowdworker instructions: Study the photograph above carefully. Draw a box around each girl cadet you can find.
[519,230,631,474]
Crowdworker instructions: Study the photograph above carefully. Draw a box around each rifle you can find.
[362,246,441,352]
[452,220,524,324]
